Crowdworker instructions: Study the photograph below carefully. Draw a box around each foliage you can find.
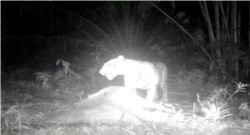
[55,59,83,83]
[198,94,232,122]
[195,82,250,123]
[169,72,249,122]
[203,82,249,106]
[34,59,84,92]
[238,102,250,120]
[35,72,52,86]
[169,68,219,96]
[2,2,250,134]
[3,69,250,135]
[68,2,198,64]
[3,106,249,135]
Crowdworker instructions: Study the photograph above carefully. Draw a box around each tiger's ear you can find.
[117,55,124,60]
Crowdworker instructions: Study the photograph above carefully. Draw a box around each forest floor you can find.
[1,78,250,135]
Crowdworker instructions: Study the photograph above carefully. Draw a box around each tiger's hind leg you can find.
[146,86,158,101]
[162,91,169,103]
[160,63,168,103]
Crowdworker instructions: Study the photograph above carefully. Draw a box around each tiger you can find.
[99,55,168,102]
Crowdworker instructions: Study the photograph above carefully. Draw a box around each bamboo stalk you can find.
[249,2,250,49]
[219,2,230,41]
[215,1,221,62]
[204,1,215,42]
[232,1,239,80]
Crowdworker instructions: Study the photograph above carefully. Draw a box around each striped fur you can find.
[99,55,168,102]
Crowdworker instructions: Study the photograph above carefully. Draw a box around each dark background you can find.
[1,1,250,81]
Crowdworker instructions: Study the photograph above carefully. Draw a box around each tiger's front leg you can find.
[146,87,157,101]
[124,79,137,94]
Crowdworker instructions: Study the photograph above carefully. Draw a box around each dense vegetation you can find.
[1,1,250,135]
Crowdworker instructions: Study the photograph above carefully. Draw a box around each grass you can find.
[1,66,250,135]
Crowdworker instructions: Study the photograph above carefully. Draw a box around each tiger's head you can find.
[99,55,126,80]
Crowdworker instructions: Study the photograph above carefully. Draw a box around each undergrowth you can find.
[2,64,250,135]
